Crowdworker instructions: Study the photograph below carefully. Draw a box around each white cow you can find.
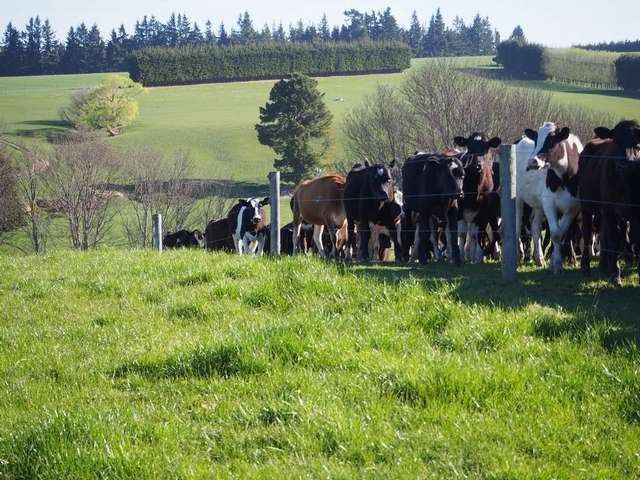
[515,122,583,274]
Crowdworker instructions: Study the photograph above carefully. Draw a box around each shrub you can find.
[128,42,412,86]
[494,40,544,77]
[615,54,640,91]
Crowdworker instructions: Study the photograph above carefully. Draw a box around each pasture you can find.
[1,250,639,478]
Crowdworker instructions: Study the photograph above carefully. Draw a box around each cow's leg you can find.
[448,207,461,267]
[547,202,579,275]
[472,223,484,263]
[409,222,421,263]
[232,234,243,255]
[292,220,302,255]
[491,217,501,260]
[358,222,371,262]
[531,209,545,267]
[457,219,467,264]
[391,221,402,264]
[516,199,524,260]
[417,220,431,265]
[345,218,356,261]
[313,224,326,258]
[431,218,443,262]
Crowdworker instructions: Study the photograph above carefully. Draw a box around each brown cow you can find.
[291,175,348,257]
[579,120,640,285]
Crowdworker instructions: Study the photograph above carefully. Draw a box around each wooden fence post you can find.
[499,144,518,282]
[152,213,163,252]
[268,172,281,255]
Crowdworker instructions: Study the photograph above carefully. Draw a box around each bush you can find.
[494,40,544,77]
[544,48,619,88]
[615,54,640,91]
[128,42,412,86]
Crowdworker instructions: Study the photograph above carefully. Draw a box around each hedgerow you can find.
[129,42,412,86]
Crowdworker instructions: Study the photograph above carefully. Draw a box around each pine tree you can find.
[379,8,400,41]
[25,16,43,74]
[189,22,204,44]
[407,11,423,56]
[0,22,24,75]
[423,9,446,57]
[259,24,272,43]
[165,13,178,47]
[344,9,367,41]
[177,14,191,45]
[509,25,525,42]
[40,19,59,74]
[274,23,286,42]
[256,73,333,182]
[319,14,330,41]
[205,20,215,44]
[60,27,80,73]
[236,11,256,44]
[85,24,105,72]
[217,22,230,46]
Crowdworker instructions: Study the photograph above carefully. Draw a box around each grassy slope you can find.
[0,250,639,478]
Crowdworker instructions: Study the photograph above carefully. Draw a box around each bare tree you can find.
[122,148,199,247]
[344,61,616,162]
[46,128,122,250]
[17,148,52,254]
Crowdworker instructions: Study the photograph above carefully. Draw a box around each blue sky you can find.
[4,0,639,47]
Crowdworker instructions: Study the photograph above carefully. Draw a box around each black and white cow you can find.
[343,161,396,261]
[454,133,502,263]
[227,197,270,255]
[163,230,205,249]
[401,152,465,265]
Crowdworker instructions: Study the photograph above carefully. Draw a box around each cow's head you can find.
[453,132,502,175]
[424,155,465,199]
[192,230,205,248]
[238,197,270,228]
[594,120,640,161]
[524,123,573,173]
[366,161,396,203]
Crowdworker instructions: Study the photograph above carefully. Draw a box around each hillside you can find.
[0,250,639,478]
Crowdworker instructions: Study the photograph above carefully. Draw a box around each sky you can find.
[4,0,640,47]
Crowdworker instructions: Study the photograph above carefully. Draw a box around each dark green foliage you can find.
[128,41,411,86]
[495,39,545,77]
[0,149,24,238]
[615,54,640,91]
[255,73,333,182]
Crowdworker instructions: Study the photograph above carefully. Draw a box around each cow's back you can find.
[205,218,234,251]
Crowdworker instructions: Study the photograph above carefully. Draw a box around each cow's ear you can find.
[524,129,538,142]
[488,137,502,149]
[389,159,396,168]
[594,127,613,139]
[557,127,570,142]
[260,197,270,206]
[454,136,467,147]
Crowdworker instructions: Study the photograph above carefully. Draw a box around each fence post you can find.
[152,213,163,252]
[268,172,281,255]
[499,144,518,282]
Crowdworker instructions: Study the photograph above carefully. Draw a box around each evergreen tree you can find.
[60,26,80,73]
[0,22,23,75]
[379,8,400,41]
[273,23,286,42]
[236,11,256,44]
[24,16,42,74]
[177,14,191,44]
[259,24,272,43]
[344,9,367,41]
[85,24,105,72]
[407,11,423,56]
[423,9,446,57]
[189,22,204,44]
[509,25,525,42]
[205,20,215,44]
[41,19,59,74]
[256,73,333,182]
[165,13,178,47]
[218,23,230,46]
[148,16,163,46]
[319,14,330,41]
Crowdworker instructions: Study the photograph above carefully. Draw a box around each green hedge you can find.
[494,40,545,77]
[544,48,619,88]
[615,54,640,91]
[129,42,412,86]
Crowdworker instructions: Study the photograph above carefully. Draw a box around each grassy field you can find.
[0,250,639,478]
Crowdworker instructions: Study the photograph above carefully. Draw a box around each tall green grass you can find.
[0,250,639,478]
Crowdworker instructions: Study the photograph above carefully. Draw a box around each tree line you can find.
[574,39,640,53]
[0,8,500,76]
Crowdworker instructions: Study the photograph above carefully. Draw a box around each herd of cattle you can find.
[164,120,640,285]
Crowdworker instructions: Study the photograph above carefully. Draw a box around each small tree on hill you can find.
[255,73,333,182]
[60,75,144,136]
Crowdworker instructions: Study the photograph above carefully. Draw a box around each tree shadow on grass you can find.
[348,261,640,352]
[13,119,73,143]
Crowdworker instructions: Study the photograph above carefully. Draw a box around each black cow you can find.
[369,192,403,262]
[205,218,235,252]
[343,161,396,261]
[580,120,640,284]
[227,197,270,255]
[454,133,502,263]
[164,230,205,249]
[401,152,465,265]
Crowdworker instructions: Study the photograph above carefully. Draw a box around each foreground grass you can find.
[0,250,639,478]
